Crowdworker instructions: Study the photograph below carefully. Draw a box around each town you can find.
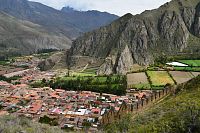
[0,80,152,131]
[0,53,200,132]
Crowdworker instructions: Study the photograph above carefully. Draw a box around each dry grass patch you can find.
[169,71,194,84]
[127,73,150,89]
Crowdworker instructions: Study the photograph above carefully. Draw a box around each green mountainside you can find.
[0,12,71,58]
[0,115,65,133]
[105,75,200,132]
[0,0,118,58]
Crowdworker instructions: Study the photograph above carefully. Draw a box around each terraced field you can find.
[191,72,200,77]
[178,60,200,67]
[127,73,150,89]
[169,71,194,84]
[147,71,174,86]
[174,67,200,71]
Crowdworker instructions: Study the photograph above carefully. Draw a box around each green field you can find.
[174,67,200,72]
[147,71,174,87]
[71,72,96,77]
[0,61,10,66]
[178,60,200,67]
[130,83,151,90]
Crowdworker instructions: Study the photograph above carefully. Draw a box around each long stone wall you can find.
[100,86,175,125]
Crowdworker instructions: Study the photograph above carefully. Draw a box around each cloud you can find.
[30,0,171,16]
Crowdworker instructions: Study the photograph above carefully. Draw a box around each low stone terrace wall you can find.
[100,86,175,125]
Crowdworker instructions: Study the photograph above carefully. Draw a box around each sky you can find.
[30,0,171,16]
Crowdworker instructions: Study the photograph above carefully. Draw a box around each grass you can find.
[105,76,200,132]
[130,83,151,90]
[174,66,200,72]
[178,60,200,67]
[71,67,99,77]
[0,61,10,66]
[147,71,174,86]
[129,76,200,132]
[0,115,66,133]
[71,72,96,77]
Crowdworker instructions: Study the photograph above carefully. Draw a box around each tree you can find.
[82,120,91,133]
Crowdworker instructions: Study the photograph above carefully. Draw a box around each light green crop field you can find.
[174,67,200,72]
[147,71,174,86]
[130,83,151,90]
[178,60,200,67]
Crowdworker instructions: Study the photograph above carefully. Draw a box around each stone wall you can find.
[100,86,175,125]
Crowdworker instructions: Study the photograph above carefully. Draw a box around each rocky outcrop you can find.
[38,52,64,71]
[116,45,134,74]
[70,0,200,75]
[97,58,113,75]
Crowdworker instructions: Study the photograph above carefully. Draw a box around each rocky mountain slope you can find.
[0,0,118,39]
[0,12,70,58]
[0,0,118,58]
[70,0,200,74]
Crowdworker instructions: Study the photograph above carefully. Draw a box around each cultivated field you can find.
[127,72,150,89]
[174,67,200,72]
[191,72,200,77]
[179,60,200,67]
[169,71,194,84]
[147,71,174,86]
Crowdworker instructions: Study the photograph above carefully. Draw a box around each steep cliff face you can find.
[70,0,200,74]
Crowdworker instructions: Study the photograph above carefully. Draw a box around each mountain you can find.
[105,75,200,132]
[0,0,118,39]
[69,0,200,74]
[0,12,70,58]
[61,7,119,32]
[0,0,118,57]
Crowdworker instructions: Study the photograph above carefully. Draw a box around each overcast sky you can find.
[30,0,171,16]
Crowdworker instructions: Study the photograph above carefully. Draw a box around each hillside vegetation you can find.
[0,12,70,58]
[0,115,65,133]
[105,75,200,133]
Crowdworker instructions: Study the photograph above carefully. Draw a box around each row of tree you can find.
[47,76,127,96]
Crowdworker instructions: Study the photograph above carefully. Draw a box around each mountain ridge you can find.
[69,0,200,74]
[0,0,118,57]
[0,11,71,58]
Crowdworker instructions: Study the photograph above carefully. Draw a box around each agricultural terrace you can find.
[71,67,98,77]
[191,72,200,77]
[169,71,195,84]
[127,73,150,89]
[147,71,174,87]
[178,60,200,67]
[174,67,200,72]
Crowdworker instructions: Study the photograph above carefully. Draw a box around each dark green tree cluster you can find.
[50,75,127,96]
[0,75,21,83]
[37,49,58,54]
[39,115,58,126]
